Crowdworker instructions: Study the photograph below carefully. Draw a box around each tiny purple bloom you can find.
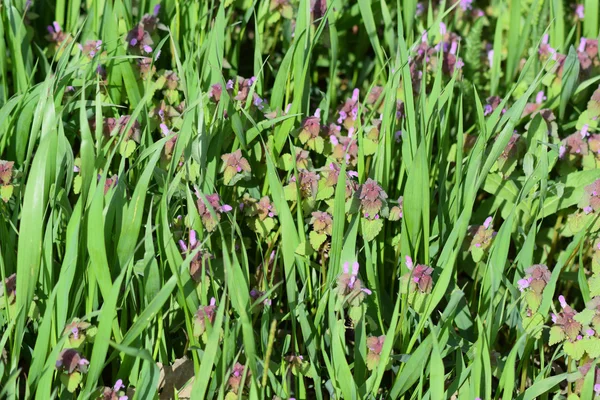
[559,145,566,158]
[487,50,494,66]
[395,130,403,142]
[559,295,568,308]
[517,278,530,292]
[459,0,473,11]
[581,124,590,138]
[535,91,546,104]
[483,216,493,229]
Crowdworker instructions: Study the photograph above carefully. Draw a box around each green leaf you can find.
[0,184,13,202]
[549,326,565,345]
[361,218,383,242]
[309,231,327,251]
[564,340,585,360]
[575,309,596,325]
[585,337,600,358]
[60,372,82,393]
[253,217,276,237]
[119,139,136,158]
[589,273,600,297]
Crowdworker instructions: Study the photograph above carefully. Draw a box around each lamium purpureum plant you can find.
[6,0,600,398]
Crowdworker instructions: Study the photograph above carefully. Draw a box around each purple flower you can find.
[56,349,89,374]
[483,216,493,229]
[193,298,217,336]
[581,123,590,138]
[336,261,372,305]
[228,362,250,393]
[552,296,582,341]
[535,91,546,104]
[416,2,424,15]
[126,24,153,54]
[459,0,473,11]
[412,264,434,292]
[582,179,600,212]
[517,278,531,292]
[469,217,496,251]
[179,230,213,281]
[208,83,223,102]
[102,379,128,400]
[575,4,585,19]
[357,178,387,219]
[250,288,272,307]
[439,22,447,36]
[80,40,102,58]
[196,192,232,232]
[487,49,494,66]
[405,255,414,270]
[394,130,403,143]
[221,149,251,184]
[46,21,68,44]
[559,145,566,158]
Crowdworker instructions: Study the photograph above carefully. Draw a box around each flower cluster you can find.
[56,349,89,392]
[178,230,213,281]
[193,297,217,337]
[63,319,95,349]
[298,109,325,153]
[228,362,251,394]
[468,216,496,262]
[126,5,161,55]
[196,192,233,232]
[401,256,434,294]
[336,262,372,308]
[102,379,128,400]
[309,211,333,253]
[518,264,551,321]
[221,149,251,185]
[357,178,388,220]
[239,195,279,237]
[0,160,14,202]
[581,179,600,214]
[366,335,386,370]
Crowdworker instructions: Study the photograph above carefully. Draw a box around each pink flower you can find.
[459,0,473,10]
[336,261,372,306]
[535,91,546,104]
[575,4,585,19]
[517,278,531,292]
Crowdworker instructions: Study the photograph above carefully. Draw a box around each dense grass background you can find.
[1,0,600,398]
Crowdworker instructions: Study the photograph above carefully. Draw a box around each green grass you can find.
[1,0,600,398]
